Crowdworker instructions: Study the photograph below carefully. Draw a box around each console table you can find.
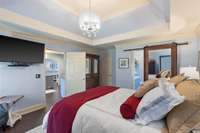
[0,95,24,127]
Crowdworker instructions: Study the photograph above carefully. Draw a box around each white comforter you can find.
[72,88,165,133]
[43,88,165,133]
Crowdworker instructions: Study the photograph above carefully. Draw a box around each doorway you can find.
[45,49,65,107]
[65,52,100,95]
[86,54,100,89]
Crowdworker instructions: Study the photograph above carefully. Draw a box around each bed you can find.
[43,86,166,133]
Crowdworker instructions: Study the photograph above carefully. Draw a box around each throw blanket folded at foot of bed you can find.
[47,86,118,133]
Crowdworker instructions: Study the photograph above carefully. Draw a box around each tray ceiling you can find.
[56,0,149,21]
[0,0,199,46]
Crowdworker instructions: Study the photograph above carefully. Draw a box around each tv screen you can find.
[0,35,45,63]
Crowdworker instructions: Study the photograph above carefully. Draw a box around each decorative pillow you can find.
[120,94,141,119]
[160,70,171,78]
[134,79,158,98]
[169,74,188,86]
[158,78,169,89]
[135,83,184,125]
[192,130,200,133]
[161,127,170,133]
[156,70,171,78]
[166,80,200,133]
[192,122,200,133]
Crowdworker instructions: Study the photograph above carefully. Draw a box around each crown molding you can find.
[0,8,92,45]
[0,26,87,48]
[115,30,197,48]
[0,8,173,47]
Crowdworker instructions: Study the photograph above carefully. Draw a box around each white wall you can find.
[177,39,199,71]
[114,34,199,89]
[0,35,100,112]
[115,47,133,89]
[0,63,45,111]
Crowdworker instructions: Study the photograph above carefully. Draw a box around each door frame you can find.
[44,49,66,98]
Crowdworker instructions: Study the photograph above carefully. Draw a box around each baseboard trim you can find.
[15,104,46,116]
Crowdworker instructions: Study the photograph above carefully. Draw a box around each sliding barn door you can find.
[66,52,86,96]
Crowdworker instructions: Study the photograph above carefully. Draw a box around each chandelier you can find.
[79,0,101,38]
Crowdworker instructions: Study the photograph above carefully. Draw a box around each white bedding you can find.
[72,88,165,133]
[43,88,166,133]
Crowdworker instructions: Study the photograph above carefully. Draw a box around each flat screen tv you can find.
[0,35,45,64]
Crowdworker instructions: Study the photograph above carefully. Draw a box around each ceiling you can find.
[56,0,149,21]
[0,0,199,46]
[172,0,200,22]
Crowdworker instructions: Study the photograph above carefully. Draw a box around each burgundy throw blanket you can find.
[47,86,118,133]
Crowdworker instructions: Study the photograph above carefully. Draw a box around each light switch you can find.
[36,74,41,79]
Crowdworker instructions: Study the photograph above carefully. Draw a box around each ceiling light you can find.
[79,0,101,38]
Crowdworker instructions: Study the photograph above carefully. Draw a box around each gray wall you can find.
[114,37,199,89]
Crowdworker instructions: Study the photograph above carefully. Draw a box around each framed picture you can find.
[119,58,129,69]
[159,55,171,71]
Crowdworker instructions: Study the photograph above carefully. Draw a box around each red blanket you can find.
[47,86,118,133]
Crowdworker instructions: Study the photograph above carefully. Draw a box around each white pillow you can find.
[158,78,170,89]
[135,83,184,125]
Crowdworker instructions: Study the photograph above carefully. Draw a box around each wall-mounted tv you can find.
[0,35,45,64]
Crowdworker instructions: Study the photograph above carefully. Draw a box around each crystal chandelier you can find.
[79,0,101,38]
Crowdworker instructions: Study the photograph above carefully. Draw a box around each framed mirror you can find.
[144,44,177,81]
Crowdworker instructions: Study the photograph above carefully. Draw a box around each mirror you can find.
[148,49,171,79]
[144,44,177,80]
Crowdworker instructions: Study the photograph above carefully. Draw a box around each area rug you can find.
[26,125,46,133]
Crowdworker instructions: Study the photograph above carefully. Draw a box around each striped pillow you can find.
[135,84,184,125]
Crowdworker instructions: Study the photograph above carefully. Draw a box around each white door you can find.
[66,52,86,96]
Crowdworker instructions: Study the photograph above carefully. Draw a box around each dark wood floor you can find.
[4,87,62,133]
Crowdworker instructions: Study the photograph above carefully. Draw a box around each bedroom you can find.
[0,0,200,133]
